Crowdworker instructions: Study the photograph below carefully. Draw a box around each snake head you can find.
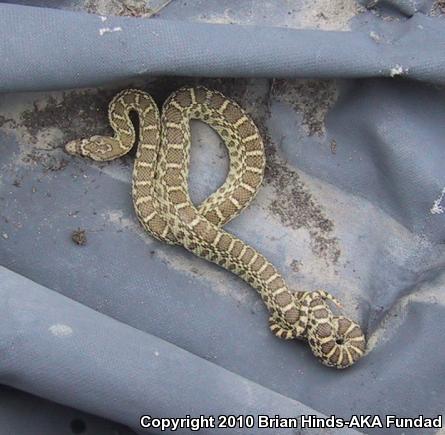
[65,136,117,161]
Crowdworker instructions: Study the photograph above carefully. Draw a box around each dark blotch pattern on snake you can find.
[66,87,366,368]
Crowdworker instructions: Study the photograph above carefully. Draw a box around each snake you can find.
[65,86,366,368]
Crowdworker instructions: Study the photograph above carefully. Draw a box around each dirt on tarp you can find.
[83,0,173,17]
[271,79,338,136]
[71,228,88,246]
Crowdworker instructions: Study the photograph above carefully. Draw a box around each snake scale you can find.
[66,86,366,368]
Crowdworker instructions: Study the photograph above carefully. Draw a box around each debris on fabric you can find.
[99,26,122,36]
[430,187,445,215]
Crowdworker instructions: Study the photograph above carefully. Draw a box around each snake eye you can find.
[83,137,111,155]
[65,137,113,161]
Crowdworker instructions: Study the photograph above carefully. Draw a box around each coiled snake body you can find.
[66,87,366,368]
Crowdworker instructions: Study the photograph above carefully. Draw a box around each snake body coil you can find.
[66,87,366,368]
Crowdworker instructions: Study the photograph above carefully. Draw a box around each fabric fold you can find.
[1,3,445,92]
[0,266,359,434]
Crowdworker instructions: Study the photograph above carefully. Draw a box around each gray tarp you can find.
[0,1,444,434]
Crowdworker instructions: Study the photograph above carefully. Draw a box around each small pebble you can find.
[71,229,87,246]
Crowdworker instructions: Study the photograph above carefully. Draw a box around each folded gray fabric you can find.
[0,266,358,434]
[1,3,445,93]
[1,2,444,434]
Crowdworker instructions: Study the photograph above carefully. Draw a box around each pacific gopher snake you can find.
[66,86,366,368]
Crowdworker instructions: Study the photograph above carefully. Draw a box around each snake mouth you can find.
[65,140,78,155]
